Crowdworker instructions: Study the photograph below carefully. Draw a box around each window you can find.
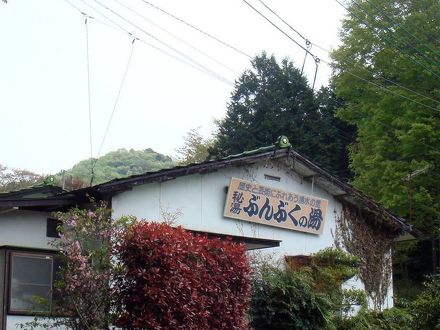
[8,252,54,314]
[264,174,281,182]
[46,218,61,238]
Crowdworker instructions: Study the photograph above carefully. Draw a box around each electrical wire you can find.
[111,0,239,75]
[321,58,440,114]
[78,0,134,35]
[84,16,95,185]
[90,0,234,85]
[254,0,331,55]
[363,0,440,61]
[251,0,440,109]
[352,0,440,69]
[64,0,88,15]
[81,0,357,143]
[240,0,321,89]
[334,0,440,81]
[137,0,252,59]
[90,39,136,186]
[241,0,318,63]
[65,0,439,154]
[76,0,235,86]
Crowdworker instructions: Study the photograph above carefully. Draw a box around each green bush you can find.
[250,248,366,330]
[335,274,440,330]
[250,265,333,330]
[250,248,440,330]
[336,307,413,330]
[410,274,440,329]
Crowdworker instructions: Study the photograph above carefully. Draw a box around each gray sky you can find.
[0,0,345,174]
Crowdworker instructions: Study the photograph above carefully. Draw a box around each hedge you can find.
[113,221,251,330]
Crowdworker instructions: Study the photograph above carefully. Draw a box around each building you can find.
[0,138,410,329]
[0,185,92,329]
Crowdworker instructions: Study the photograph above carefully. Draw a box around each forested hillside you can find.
[60,148,175,187]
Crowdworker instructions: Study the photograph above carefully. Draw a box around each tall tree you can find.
[331,0,440,273]
[210,53,354,178]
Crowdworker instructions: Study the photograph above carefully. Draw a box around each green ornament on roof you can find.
[276,135,291,148]
[44,175,56,186]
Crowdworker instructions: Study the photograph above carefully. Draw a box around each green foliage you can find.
[209,52,355,179]
[250,248,365,330]
[59,148,174,187]
[310,248,360,292]
[309,248,365,317]
[331,0,440,239]
[336,307,413,330]
[176,127,214,165]
[250,265,332,330]
[335,269,440,330]
[19,204,135,330]
[332,0,440,297]
[410,274,440,329]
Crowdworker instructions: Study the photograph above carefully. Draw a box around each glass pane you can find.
[10,254,52,312]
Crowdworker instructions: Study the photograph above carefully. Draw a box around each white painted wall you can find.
[0,210,55,251]
[112,159,394,309]
[0,210,56,330]
[112,160,340,260]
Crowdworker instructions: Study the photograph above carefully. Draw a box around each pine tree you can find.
[210,52,353,178]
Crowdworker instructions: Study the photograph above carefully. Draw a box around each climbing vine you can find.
[334,204,395,310]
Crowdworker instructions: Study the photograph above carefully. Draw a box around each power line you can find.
[254,0,331,55]
[66,0,359,147]
[256,0,308,43]
[250,0,440,109]
[323,58,440,114]
[241,0,318,63]
[78,0,132,33]
[353,0,440,69]
[91,38,136,186]
[90,0,234,85]
[240,0,321,89]
[239,0,440,117]
[84,16,94,184]
[111,0,239,75]
[74,0,235,86]
[66,0,439,152]
[363,0,440,62]
[334,0,440,81]
[137,0,252,59]
[64,0,88,15]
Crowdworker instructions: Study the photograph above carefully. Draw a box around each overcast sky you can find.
[0,0,345,174]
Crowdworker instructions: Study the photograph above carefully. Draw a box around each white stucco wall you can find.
[112,159,394,309]
[0,210,56,329]
[0,210,55,251]
[112,160,340,261]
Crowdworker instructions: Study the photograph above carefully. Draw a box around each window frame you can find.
[5,248,58,316]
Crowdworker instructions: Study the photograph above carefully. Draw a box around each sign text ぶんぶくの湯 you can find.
[224,178,328,235]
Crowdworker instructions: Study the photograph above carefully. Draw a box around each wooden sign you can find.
[224,178,328,235]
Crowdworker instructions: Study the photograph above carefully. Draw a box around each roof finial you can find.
[275,135,291,148]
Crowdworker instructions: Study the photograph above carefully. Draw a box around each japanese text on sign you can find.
[224,178,328,235]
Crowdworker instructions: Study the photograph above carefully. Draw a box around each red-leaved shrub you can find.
[113,221,251,330]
